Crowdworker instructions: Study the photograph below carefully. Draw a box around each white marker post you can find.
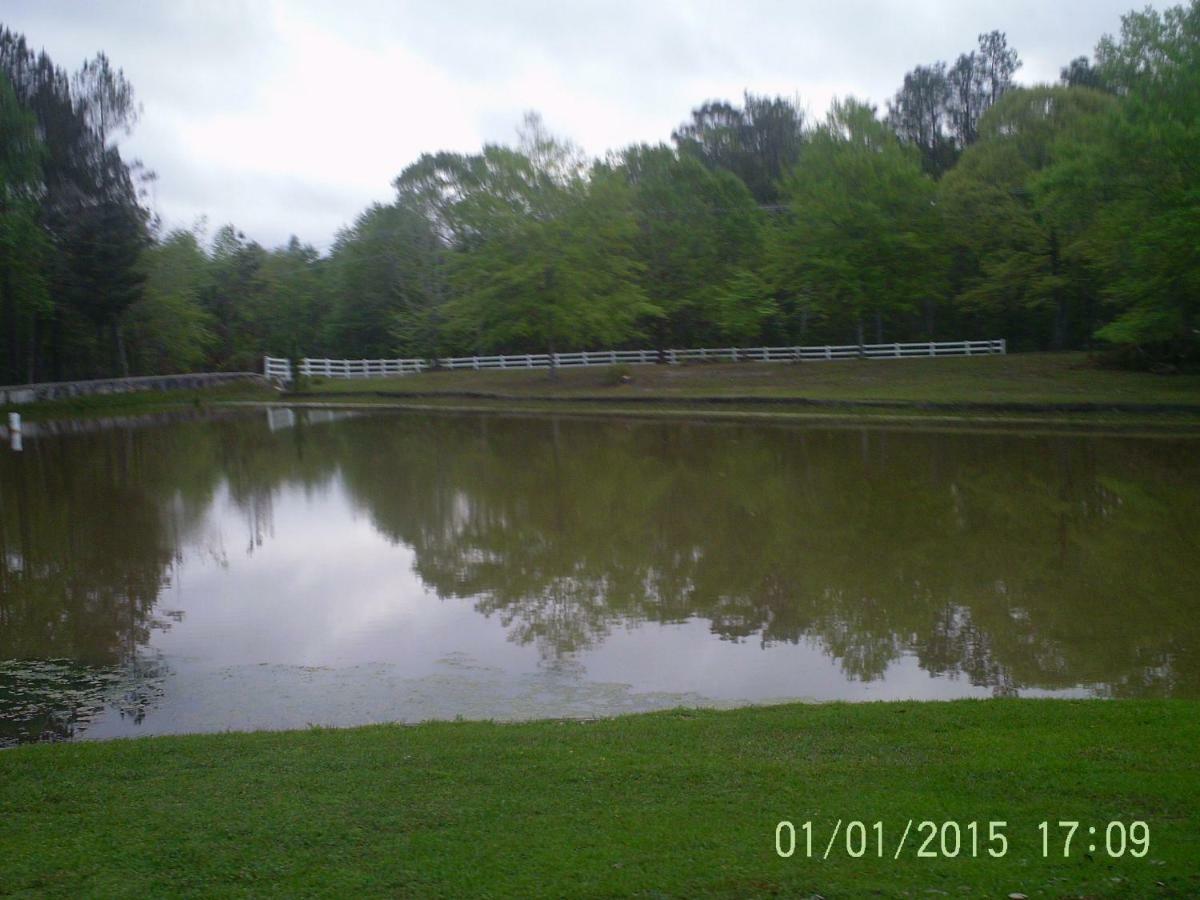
[8,412,21,452]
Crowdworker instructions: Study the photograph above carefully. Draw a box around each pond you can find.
[2,408,1198,744]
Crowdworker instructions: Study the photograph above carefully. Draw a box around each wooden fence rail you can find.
[264,339,1006,382]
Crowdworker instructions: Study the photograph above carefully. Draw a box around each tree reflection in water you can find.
[333,415,1200,696]
[1,408,1198,745]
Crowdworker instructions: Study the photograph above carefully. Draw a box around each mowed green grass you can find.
[2,700,1198,897]
[301,352,1200,407]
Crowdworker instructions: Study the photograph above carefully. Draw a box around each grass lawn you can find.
[298,352,1200,408]
[2,700,1198,897]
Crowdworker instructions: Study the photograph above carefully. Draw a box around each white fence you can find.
[264,339,1006,382]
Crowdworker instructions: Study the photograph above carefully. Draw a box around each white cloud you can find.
[0,0,1164,249]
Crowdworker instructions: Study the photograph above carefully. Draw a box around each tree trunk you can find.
[26,316,36,384]
[1049,227,1066,351]
[115,322,130,377]
[50,315,62,382]
[1,265,17,384]
[855,314,864,354]
[874,309,883,344]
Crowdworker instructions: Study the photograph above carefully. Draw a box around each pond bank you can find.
[246,396,1200,436]
[6,353,1200,430]
[2,700,1197,897]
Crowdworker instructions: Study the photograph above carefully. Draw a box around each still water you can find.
[1,409,1198,744]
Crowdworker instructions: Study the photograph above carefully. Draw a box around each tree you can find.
[202,225,267,370]
[887,63,958,176]
[775,98,946,344]
[1060,56,1109,91]
[442,118,654,374]
[326,202,445,360]
[946,31,1022,148]
[258,236,328,360]
[0,72,49,384]
[123,229,215,374]
[672,92,805,203]
[610,144,767,350]
[63,191,149,376]
[940,86,1117,349]
[70,52,140,147]
[1041,1,1200,362]
[0,27,149,379]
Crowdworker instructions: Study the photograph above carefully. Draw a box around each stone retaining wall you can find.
[0,372,268,406]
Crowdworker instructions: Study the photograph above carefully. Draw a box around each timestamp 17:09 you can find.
[1040,820,1150,858]
[774,820,1150,859]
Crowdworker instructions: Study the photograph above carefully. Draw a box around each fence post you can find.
[929,342,935,356]
[893,342,899,358]
[825,346,831,360]
[966,342,973,357]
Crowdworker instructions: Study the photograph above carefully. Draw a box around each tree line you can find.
[1,2,1197,384]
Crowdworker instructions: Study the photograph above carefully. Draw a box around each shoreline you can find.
[8,353,1199,434]
[235,397,1200,438]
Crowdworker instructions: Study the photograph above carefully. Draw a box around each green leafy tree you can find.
[123,229,215,374]
[258,236,328,360]
[775,98,946,344]
[201,225,267,370]
[326,201,446,361]
[440,117,655,375]
[1040,1,1200,362]
[939,86,1117,349]
[611,144,768,350]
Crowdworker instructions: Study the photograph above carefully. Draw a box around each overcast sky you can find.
[2,0,1163,251]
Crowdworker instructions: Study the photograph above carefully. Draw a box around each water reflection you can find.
[1,409,1198,742]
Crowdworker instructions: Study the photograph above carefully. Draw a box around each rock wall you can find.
[0,372,269,406]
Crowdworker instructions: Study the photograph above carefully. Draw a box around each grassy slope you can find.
[300,353,1200,407]
[2,701,1198,898]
